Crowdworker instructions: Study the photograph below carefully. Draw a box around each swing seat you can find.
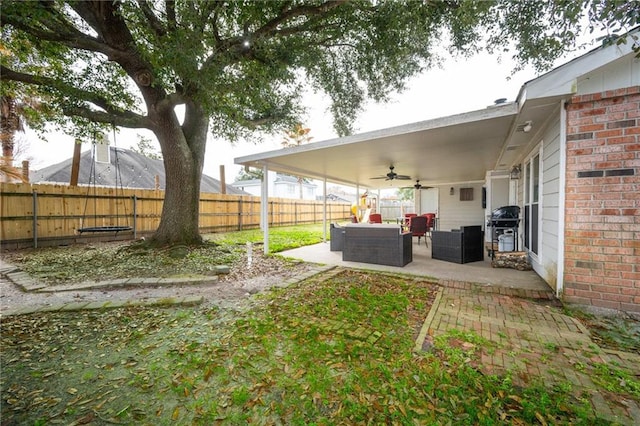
[78,225,132,234]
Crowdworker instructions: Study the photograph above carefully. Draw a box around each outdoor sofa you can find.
[431,225,483,264]
[330,223,345,251]
[341,223,412,267]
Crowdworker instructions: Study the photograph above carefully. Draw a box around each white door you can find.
[419,187,439,215]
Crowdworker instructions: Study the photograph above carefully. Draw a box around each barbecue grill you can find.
[488,205,521,256]
[489,205,520,228]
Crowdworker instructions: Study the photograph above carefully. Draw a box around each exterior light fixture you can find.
[449,187,454,195]
[510,165,521,180]
[516,120,533,133]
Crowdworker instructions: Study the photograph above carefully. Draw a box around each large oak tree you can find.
[1,1,637,246]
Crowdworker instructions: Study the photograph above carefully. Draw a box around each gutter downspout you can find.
[557,100,568,297]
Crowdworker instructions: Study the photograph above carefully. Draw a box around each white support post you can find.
[261,164,269,254]
[322,178,327,242]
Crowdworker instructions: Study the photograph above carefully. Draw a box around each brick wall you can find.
[564,86,640,313]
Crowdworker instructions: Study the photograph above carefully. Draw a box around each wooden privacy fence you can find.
[0,183,351,249]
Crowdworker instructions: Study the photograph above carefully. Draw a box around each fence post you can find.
[32,191,38,249]
[133,195,137,239]
[238,197,243,231]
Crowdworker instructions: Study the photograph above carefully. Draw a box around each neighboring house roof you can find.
[320,193,352,203]
[31,146,248,195]
[231,178,261,187]
[274,174,317,187]
[235,27,639,189]
[231,173,318,188]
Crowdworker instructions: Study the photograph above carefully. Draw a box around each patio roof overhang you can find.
[235,29,637,190]
[234,101,547,189]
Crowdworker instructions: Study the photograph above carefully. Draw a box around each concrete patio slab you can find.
[280,240,550,292]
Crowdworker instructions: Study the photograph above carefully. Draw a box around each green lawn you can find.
[1,269,618,424]
[2,225,638,424]
[206,223,327,252]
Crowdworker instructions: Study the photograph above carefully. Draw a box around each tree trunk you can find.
[1,96,18,158]
[148,101,209,247]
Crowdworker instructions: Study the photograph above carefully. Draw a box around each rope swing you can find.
[78,125,132,235]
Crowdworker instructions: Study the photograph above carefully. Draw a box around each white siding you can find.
[577,55,640,94]
[532,110,562,290]
[437,183,486,231]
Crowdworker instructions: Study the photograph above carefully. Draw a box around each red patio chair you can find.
[422,213,436,245]
[403,213,417,229]
[369,213,382,223]
[409,215,428,245]
[423,213,436,230]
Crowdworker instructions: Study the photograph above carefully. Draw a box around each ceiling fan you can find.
[401,180,433,190]
[371,165,411,181]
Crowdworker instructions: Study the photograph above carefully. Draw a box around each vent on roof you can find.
[95,133,110,163]
[488,98,509,108]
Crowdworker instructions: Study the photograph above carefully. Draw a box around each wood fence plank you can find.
[1,183,350,246]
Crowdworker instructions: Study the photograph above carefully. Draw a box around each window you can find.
[524,147,541,257]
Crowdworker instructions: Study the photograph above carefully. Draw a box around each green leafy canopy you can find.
[2,1,637,142]
[2,1,637,246]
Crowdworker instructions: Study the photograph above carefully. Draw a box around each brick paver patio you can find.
[418,282,640,425]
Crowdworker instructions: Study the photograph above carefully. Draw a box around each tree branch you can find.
[202,1,348,70]
[61,106,149,129]
[166,0,177,32]
[67,2,166,101]
[157,92,187,112]
[2,8,113,56]
[191,1,221,36]
[1,66,150,129]
[137,0,167,37]
[254,1,347,39]
[2,2,145,72]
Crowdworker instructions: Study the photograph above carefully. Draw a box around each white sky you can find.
[20,38,600,184]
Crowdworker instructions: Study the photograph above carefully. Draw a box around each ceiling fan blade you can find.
[399,180,433,190]
[371,166,409,181]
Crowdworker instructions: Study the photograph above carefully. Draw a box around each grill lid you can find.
[491,205,520,219]
[490,205,520,227]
